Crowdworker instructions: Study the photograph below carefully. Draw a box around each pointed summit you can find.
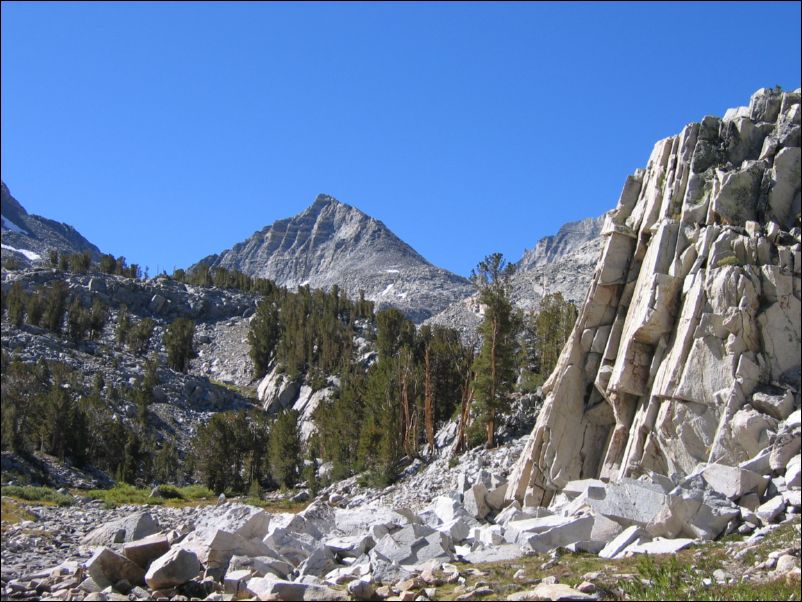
[194,194,473,321]
[312,193,342,207]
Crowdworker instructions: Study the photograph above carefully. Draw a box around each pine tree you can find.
[67,297,89,343]
[26,288,46,327]
[165,317,196,372]
[127,317,155,356]
[471,253,518,448]
[6,282,26,327]
[116,305,131,346]
[248,297,280,378]
[534,292,578,378]
[88,298,108,340]
[42,281,68,334]
[268,409,301,489]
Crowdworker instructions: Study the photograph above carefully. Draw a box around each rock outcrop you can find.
[195,194,474,322]
[507,87,801,507]
[1,182,102,266]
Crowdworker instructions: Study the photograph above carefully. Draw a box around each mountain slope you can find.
[1,181,102,265]
[195,194,475,322]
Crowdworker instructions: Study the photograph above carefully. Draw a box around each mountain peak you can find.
[195,194,473,321]
[313,193,342,207]
[1,181,102,265]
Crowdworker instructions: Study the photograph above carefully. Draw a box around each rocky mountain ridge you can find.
[1,182,102,266]
[195,194,475,323]
[427,214,606,337]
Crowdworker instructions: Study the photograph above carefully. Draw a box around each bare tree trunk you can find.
[487,316,498,448]
[424,344,434,456]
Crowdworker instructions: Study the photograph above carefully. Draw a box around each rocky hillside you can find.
[1,182,102,267]
[507,86,801,507]
[1,268,261,486]
[195,194,474,323]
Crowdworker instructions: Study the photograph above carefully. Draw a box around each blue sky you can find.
[2,2,800,277]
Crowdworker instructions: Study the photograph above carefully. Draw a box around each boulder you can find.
[246,578,348,601]
[144,547,200,590]
[192,503,272,540]
[122,535,171,570]
[296,546,339,579]
[701,464,768,500]
[660,482,741,540]
[435,517,471,546]
[739,448,773,475]
[770,432,801,472]
[785,454,801,489]
[179,527,272,573]
[486,482,509,512]
[333,506,407,537]
[463,544,525,564]
[756,496,786,525]
[223,569,253,596]
[463,483,490,520]
[323,534,374,558]
[85,548,146,589]
[347,579,376,601]
[431,495,464,523]
[583,479,666,527]
[81,512,160,546]
[599,526,651,559]
[472,524,505,546]
[228,554,293,579]
[506,583,596,601]
[621,538,695,556]
[751,390,796,421]
[519,515,596,553]
[261,527,317,567]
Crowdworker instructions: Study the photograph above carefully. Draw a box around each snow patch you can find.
[1,215,29,235]
[380,283,394,296]
[384,269,400,274]
[1,244,41,261]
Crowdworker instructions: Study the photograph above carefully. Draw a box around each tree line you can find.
[1,251,577,495]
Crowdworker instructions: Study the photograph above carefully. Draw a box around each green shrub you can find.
[84,483,162,507]
[177,484,214,500]
[1,485,74,506]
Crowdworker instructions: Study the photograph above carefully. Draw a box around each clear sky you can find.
[2,2,800,278]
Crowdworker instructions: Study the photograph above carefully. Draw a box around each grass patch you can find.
[240,496,309,513]
[83,483,219,508]
[84,483,162,507]
[1,498,37,529]
[1,485,74,506]
[210,379,258,400]
[709,577,801,601]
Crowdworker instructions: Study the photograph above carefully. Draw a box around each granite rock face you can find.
[1,182,102,266]
[507,87,802,507]
[195,194,474,322]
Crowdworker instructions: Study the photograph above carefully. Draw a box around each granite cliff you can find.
[507,87,801,506]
